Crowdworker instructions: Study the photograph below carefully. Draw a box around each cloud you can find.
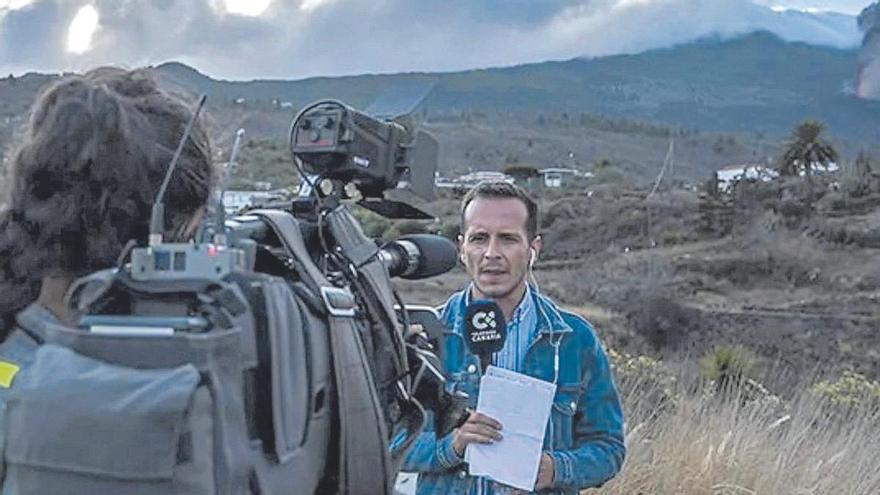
[753,0,870,16]
[0,0,862,80]
[545,0,860,58]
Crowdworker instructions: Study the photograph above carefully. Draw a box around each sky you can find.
[0,0,871,80]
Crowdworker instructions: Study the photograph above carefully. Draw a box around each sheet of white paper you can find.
[464,366,556,491]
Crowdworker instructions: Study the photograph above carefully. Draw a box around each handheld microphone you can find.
[463,300,507,373]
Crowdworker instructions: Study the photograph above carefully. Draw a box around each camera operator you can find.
[0,67,214,437]
[0,68,456,495]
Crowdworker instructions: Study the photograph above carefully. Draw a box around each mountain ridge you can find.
[2,30,878,168]
[144,31,878,140]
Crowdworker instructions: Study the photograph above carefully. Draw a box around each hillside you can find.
[396,170,880,381]
[3,31,880,185]
[150,31,880,140]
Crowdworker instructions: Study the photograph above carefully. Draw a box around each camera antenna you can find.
[149,94,207,246]
[212,128,245,247]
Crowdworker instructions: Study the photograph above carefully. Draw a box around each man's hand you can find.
[451,411,503,457]
[506,455,554,493]
[534,453,555,490]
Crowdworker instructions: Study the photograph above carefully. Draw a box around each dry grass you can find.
[596,369,880,495]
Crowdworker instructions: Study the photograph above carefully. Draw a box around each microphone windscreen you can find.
[463,300,507,357]
[397,234,457,280]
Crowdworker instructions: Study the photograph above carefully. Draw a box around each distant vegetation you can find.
[230,139,298,190]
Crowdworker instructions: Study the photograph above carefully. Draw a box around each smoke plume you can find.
[857,2,880,99]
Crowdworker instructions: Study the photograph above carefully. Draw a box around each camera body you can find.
[290,100,438,201]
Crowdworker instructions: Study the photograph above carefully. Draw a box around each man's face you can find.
[459,197,539,301]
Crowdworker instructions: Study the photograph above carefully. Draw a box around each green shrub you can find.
[699,345,757,392]
[811,371,880,413]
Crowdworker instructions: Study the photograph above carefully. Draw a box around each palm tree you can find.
[778,120,838,178]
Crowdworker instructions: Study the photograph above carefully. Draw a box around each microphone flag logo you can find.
[471,310,497,331]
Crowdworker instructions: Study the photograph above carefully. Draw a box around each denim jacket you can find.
[400,288,625,494]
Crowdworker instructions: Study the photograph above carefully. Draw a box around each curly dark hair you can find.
[0,67,214,335]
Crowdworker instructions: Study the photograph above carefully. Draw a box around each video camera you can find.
[60,94,467,495]
[289,99,437,203]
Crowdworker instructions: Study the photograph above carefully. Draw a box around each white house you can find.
[538,167,591,188]
[717,161,839,193]
[716,164,778,192]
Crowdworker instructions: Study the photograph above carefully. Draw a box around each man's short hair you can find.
[460,181,539,240]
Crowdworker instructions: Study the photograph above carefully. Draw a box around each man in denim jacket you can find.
[400,182,625,494]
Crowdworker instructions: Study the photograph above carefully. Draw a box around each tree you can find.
[778,120,838,178]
